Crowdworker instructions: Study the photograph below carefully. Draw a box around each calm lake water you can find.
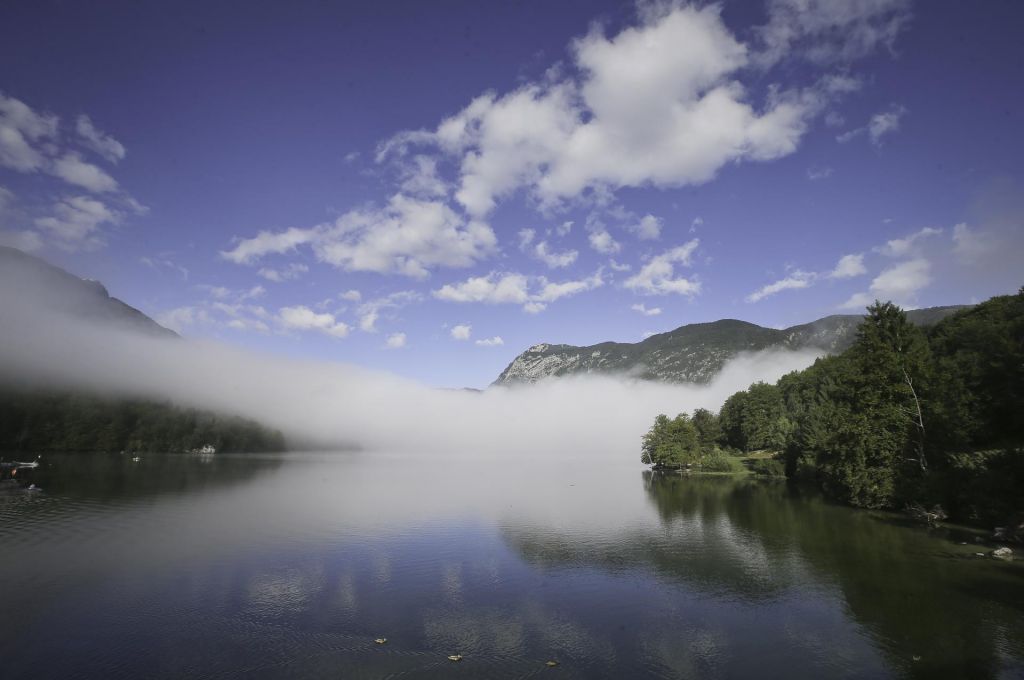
[1,451,1022,679]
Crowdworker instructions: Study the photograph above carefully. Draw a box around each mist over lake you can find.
[3,0,1024,677]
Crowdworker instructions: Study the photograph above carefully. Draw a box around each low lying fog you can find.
[0,299,820,459]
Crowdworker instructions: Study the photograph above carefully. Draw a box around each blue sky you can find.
[1,0,1022,388]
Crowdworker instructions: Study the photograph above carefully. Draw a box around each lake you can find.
[1,451,1022,679]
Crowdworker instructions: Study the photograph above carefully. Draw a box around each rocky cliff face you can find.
[493,307,967,386]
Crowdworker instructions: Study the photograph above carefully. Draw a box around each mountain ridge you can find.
[493,305,969,386]
[0,246,177,339]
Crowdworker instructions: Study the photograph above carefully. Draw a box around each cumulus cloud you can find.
[339,289,362,302]
[951,222,994,264]
[75,115,126,163]
[434,269,603,313]
[746,270,817,302]
[223,194,496,278]
[517,228,535,249]
[807,166,833,180]
[475,336,504,346]
[840,258,931,309]
[377,3,879,222]
[588,229,621,254]
[828,253,866,278]
[34,195,120,250]
[532,240,578,268]
[631,303,662,316]
[278,305,350,338]
[0,92,58,172]
[450,324,472,340]
[258,263,309,282]
[385,332,407,349]
[630,214,662,240]
[399,155,448,198]
[50,153,120,193]
[624,240,700,296]
[875,226,942,257]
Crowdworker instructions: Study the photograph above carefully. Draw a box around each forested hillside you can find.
[641,289,1024,528]
[0,390,286,454]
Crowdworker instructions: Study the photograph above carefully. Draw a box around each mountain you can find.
[493,306,969,386]
[0,246,177,339]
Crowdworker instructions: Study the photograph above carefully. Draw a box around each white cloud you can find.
[378,4,871,220]
[828,253,866,278]
[475,336,504,347]
[870,258,930,299]
[278,305,350,339]
[50,153,119,193]
[746,270,817,303]
[630,214,662,240]
[75,115,126,163]
[34,195,119,250]
[156,306,212,334]
[836,127,865,144]
[385,332,407,349]
[624,240,701,296]
[450,324,472,340]
[0,92,58,172]
[608,259,631,272]
[807,166,833,180]
[631,303,662,316]
[588,229,621,254]
[754,0,912,68]
[517,228,535,249]
[399,155,447,197]
[554,220,573,237]
[0,228,43,252]
[951,222,995,264]
[869,104,906,145]
[222,226,322,264]
[824,111,846,127]
[339,289,362,302]
[840,258,931,309]
[839,292,873,311]
[875,226,942,257]
[434,269,602,312]
[357,290,421,333]
[836,104,908,146]
[533,240,578,268]
[258,263,309,282]
[223,194,496,278]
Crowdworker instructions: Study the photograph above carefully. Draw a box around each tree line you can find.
[0,389,286,454]
[642,288,1024,526]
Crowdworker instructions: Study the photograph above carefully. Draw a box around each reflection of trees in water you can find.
[21,451,284,501]
[504,472,1024,679]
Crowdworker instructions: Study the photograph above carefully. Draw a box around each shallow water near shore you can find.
[1,451,1022,679]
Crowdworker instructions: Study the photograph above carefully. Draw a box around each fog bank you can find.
[0,301,820,458]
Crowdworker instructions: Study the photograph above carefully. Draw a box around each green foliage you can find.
[701,449,744,473]
[750,458,786,477]
[641,413,700,468]
[0,389,286,453]
[642,288,1024,524]
[718,383,789,452]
